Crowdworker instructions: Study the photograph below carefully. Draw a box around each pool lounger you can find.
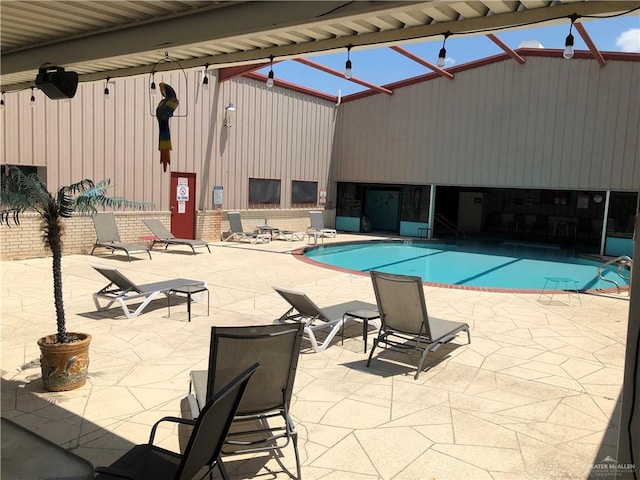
[277,230,306,241]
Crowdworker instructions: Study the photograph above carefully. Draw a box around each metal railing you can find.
[597,255,632,294]
[434,214,466,241]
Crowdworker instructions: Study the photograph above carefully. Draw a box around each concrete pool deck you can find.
[1,233,632,479]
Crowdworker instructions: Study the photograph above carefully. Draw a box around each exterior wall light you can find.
[224,103,236,127]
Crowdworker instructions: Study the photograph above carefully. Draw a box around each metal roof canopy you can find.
[1,1,638,93]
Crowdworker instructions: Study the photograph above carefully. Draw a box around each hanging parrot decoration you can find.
[156,83,179,172]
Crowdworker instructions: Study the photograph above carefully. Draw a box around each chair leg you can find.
[292,431,302,480]
[415,349,431,380]
[366,336,379,367]
[217,457,230,480]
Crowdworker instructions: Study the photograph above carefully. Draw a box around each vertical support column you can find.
[428,184,436,240]
[600,190,611,256]
[615,213,639,477]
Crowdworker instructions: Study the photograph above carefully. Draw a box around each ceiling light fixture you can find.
[437,32,451,68]
[344,45,353,79]
[150,71,157,95]
[224,102,236,127]
[563,14,579,59]
[266,55,275,88]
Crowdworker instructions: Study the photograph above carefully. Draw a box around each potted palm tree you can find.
[0,167,149,391]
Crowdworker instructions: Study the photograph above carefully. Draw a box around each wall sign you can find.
[176,185,189,201]
[213,185,224,205]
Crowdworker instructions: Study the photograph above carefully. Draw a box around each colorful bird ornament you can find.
[156,83,179,172]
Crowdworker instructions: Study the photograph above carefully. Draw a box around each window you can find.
[249,178,281,205]
[292,180,317,204]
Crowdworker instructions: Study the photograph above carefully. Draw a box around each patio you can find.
[0,234,630,479]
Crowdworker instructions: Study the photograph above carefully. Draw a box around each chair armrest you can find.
[149,416,196,444]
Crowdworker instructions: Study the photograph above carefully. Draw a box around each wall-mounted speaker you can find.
[35,66,79,99]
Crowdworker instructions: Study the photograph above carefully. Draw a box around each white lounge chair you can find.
[273,286,377,352]
[223,212,270,243]
[309,211,337,238]
[91,265,206,318]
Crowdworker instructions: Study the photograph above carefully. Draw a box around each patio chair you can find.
[223,211,270,243]
[91,264,206,318]
[91,212,151,261]
[142,218,211,254]
[273,286,377,352]
[187,324,304,480]
[368,270,471,379]
[94,363,259,480]
[308,211,336,237]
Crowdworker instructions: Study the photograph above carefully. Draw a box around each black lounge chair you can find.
[368,270,471,379]
[91,212,151,261]
[187,324,304,480]
[142,218,211,254]
[94,363,259,480]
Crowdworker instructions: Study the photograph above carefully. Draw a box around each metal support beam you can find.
[486,33,526,64]
[390,45,454,79]
[574,22,607,67]
[293,58,393,95]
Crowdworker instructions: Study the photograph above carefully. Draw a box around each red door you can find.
[170,172,196,239]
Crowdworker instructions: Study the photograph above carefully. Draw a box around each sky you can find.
[257,12,640,97]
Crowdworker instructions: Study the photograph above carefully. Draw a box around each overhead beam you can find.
[390,45,454,79]
[2,0,637,91]
[293,58,393,95]
[574,22,607,67]
[486,33,526,64]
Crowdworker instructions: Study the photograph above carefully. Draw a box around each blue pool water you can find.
[303,241,629,291]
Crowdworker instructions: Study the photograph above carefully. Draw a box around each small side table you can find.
[538,277,582,306]
[257,225,279,240]
[308,230,324,245]
[342,308,380,353]
[139,235,161,249]
[168,284,209,322]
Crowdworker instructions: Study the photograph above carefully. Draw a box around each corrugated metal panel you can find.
[1,69,337,211]
[333,56,640,191]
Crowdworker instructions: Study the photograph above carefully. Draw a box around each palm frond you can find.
[74,179,153,213]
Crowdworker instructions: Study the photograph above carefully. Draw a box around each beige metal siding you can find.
[334,56,640,191]
[1,70,337,211]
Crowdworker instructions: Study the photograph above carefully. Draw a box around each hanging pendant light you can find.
[344,45,353,79]
[437,32,451,68]
[266,55,275,88]
[563,14,579,59]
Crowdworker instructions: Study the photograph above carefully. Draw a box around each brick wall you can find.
[0,209,334,260]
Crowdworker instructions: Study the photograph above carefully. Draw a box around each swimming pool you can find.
[302,241,629,291]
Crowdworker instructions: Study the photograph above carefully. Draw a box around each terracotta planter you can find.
[37,333,91,392]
